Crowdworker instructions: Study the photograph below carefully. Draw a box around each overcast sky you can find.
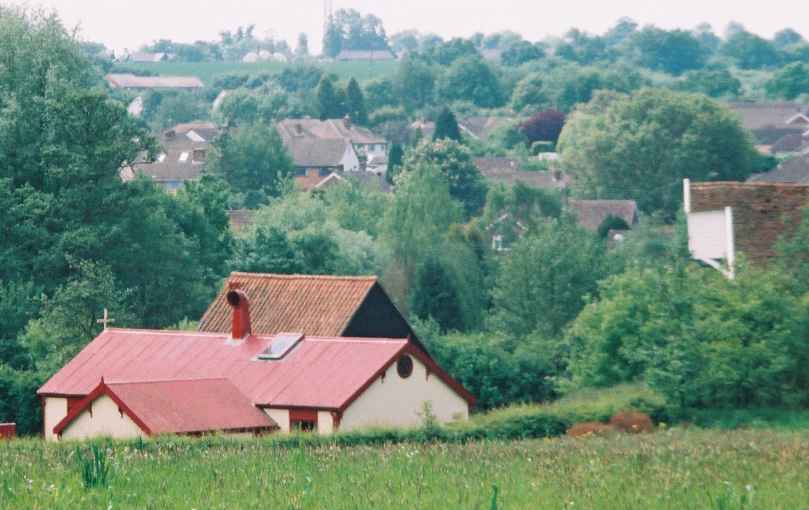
[33,0,809,53]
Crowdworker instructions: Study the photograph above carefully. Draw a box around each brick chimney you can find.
[226,283,251,340]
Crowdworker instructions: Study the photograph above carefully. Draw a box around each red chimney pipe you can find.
[226,285,251,340]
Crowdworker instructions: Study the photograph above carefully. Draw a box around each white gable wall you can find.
[60,395,145,441]
[687,210,729,261]
[340,355,469,431]
[341,145,361,172]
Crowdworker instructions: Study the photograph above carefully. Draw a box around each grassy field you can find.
[118,60,399,85]
[2,428,808,509]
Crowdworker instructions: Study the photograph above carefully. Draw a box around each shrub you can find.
[76,442,112,489]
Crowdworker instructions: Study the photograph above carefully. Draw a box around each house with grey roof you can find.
[748,154,809,185]
[335,49,397,61]
[106,73,204,90]
[410,116,520,143]
[122,122,219,192]
[276,117,388,175]
[726,102,809,153]
[474,157,569,190]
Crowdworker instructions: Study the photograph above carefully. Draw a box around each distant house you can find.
[486,213,528,252]
[335,49,397,61]
[748,154,809,185]
[125,51,170,63]
[294,169,346,192]
[105,73,204,91]
[770,133,809,155]
[127,96,144,118]
[726,102,809,153]
[569,200,639,233]
[228,209,256,233]
[684,179,809,276]
[277,117,389,174]
[411,116,519,143]
[474,157,569,191]
[294,169,392,194]
[122,122,218,192]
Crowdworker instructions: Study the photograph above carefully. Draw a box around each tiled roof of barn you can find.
[199,273,379,337]
[689,181,809,263]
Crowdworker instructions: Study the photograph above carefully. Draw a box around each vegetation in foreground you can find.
[1,429,808,509]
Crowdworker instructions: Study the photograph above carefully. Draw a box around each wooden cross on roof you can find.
[97,308,114,330]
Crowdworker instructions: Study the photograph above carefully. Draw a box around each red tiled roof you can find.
[37,329,473,408]
[689,181,809,263]
[199,273,378,337]
[53,378,277,436]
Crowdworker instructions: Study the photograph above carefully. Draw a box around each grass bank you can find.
[117,60,399,85]
[2,429,808,509]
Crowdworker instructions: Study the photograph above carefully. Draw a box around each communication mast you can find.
[323,0,334,39]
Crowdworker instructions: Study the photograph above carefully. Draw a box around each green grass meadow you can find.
[119,60,399,85]
[2,428,808,509]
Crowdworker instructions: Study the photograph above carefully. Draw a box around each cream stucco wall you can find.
[265,408,290,433]
[60,395,145,441]
[317,411,334,435]
[44,397,67,442]
[339,356,469,432]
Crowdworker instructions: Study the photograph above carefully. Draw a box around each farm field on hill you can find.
[2,429,808,509]
[120,60,399,84]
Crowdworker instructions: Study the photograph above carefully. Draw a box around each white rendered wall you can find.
[688,210,729,261]
[340,145,361,172]
[340,356,469,432]
[265,408,290,433]
[317,411,334,435]
[59,395,145,441]
[44,397,67,442]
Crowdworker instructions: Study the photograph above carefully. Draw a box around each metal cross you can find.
[97,308,114,330]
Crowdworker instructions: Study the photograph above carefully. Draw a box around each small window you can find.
[492,235,504,252]
[397,355,414,379]
[179,152,189,163]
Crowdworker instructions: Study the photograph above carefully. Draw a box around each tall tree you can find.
[345,77,368,125]
[558,89,756,218]
[438,56,504,108]
[520,109,566,145]
[433,107,462,142]
[410,255,464,332]
[405,140,488,218]
[316,76,345,119]
[207,123,294,207]
[491,219,608,337]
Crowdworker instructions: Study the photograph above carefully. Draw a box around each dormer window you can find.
[179,152,189,163]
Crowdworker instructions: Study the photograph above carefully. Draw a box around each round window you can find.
[397,355,414,379]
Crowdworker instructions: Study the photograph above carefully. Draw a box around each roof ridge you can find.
[693,181,809,189]
[305,336,408,343]
[106,377,232,385]
[229,272,378,282]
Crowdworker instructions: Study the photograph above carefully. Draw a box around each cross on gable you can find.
[97,308,114,330]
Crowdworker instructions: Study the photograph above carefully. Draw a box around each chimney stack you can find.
[226,283,251,340]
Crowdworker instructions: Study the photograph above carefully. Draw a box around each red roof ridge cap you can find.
[105,377,234,386]
[228,272,379,282]
[104,328,230,338]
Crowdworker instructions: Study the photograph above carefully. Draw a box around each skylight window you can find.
[179,152,189,162]
[257,333,303,360]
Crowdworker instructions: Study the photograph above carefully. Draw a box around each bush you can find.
[76,442,112,489]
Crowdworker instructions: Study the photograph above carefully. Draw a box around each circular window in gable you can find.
[397,355,414,379]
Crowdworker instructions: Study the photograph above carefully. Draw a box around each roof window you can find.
[257,333,303,360]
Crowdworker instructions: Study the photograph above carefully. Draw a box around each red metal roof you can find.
[38,329,472,410]
[53,379,277,436]
[199,273,379,337]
